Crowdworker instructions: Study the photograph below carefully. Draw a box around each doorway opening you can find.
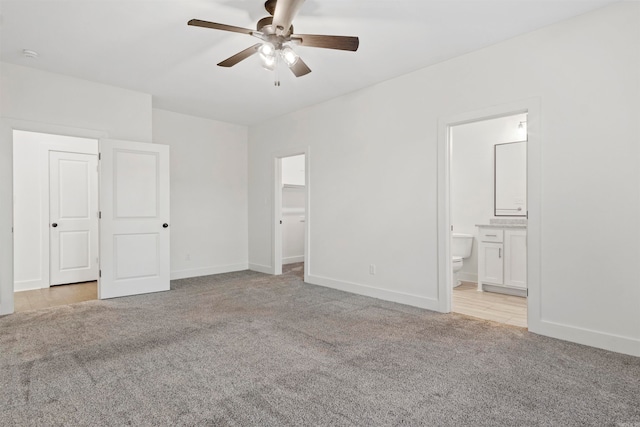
[449,113,528,327]
[273,151,308,279]
[12,130,99,312]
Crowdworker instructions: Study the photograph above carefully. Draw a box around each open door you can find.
[99,139,170,299]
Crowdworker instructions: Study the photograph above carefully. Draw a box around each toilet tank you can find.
[452,233,473,258]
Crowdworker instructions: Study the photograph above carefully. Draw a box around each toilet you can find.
[451,233,474,288]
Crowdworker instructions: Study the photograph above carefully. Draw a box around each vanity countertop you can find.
[476,224,527,229]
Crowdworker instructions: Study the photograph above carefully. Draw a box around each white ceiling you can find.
[0,0,617,125]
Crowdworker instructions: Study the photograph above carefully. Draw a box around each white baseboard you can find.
[170,263,248,280]
[248,263,273,274]
[457,272,477,283]
[306,274,440,311]
[531,319,640,358]
[14,279,45,292]
[283,255,304,265]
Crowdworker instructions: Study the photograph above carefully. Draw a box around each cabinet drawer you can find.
[479,228,503,242]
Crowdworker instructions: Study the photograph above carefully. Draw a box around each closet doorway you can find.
[273,150,309,279]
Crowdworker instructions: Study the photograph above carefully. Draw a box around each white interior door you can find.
[99,139,170,299]
[49,151,99,286]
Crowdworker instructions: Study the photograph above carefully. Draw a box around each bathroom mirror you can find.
[494,141,527,216]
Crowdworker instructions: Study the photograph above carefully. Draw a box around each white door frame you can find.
[3,119,107,314]
[272,147,310,280]
[437,99,541,333]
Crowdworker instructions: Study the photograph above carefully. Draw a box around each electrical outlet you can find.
[369,264,376,275]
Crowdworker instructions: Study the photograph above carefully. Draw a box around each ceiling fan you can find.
[188,0,359,84]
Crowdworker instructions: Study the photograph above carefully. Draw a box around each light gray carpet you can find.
[1,264,638,426]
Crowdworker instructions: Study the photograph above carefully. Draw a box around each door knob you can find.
[51,223,58,228]
[163,223,169,228]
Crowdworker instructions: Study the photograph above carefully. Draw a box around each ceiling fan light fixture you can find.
[261,54,276,71]
[188,2,360,80]
[280,45,299,66]
[258,42,275,59]
[262,57,276,71]
[258,42,277,71]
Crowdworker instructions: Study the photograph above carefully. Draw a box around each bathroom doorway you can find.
[448,113,528,327]
[273,150,308,280]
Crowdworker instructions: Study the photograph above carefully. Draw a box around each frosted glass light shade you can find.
[258,42,276,70]
[280,45,299,66]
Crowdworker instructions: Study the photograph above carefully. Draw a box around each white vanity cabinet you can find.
[477,226,527,293]
[480,242,504,285]
[503,229,527,288]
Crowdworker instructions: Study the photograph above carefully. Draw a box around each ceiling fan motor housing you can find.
[257,16,293,36]
[257,16,273,31]
[263,0,294,35]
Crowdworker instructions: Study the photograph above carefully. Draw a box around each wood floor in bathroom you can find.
[14,281,97,312]
[453,282,527,327]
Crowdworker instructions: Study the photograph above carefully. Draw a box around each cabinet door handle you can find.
[485,234,497,237]
[499,248,502,258]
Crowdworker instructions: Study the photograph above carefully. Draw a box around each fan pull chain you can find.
[274,56,281,86]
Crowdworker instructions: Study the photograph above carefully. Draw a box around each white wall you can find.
[248,2,640,356]
[0,63,153,314]
[281,155,306,264]
[1,63,152,142]
[13,131,98,291]
[152,109,248,279]
[451,114,526,282]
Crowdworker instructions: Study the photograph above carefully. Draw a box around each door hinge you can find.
[98,153,101,160]
[98,211,101,219]
[451,225,453,231]
[99,270,102,277]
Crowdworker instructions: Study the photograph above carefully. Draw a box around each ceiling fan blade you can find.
[272,0,305,35]
[217,44,261,67]
[289,57,312,77]
[291,34,359,51]
[188,19,254,35]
